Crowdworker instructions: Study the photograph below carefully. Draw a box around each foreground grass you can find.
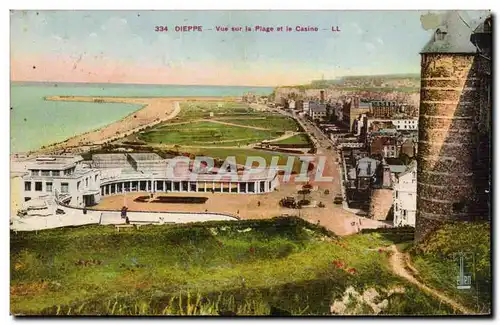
[11,218,454,315]
[410,222,491,314]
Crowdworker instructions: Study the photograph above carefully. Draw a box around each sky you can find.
[10,10,490,86]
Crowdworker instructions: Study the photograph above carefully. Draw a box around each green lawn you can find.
[214,115,301,132]
[173,101,259,122]
[273,133,312,146]
[11,218,454,315]
[138,121,282,146]
[182,147,304,172]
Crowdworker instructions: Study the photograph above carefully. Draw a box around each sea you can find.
[10,82,273,153]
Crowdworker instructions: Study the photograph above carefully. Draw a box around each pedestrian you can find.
[257,201,261,207]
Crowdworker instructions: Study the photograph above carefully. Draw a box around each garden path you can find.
[388,245,475,315]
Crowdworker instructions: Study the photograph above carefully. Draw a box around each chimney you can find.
[320,90,325,103]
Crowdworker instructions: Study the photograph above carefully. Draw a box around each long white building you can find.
[11,153,279,215]
[392,161,417,227]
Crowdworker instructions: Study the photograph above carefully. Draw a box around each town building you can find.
[370,101,417,119]
[14,155,102,208]
[367,129,400,158]
[354,157,380,192]
[308,102,327,121]
[392,119,418,130]
[303,100,312,114]
[400,136,418,158]
[393,161,417,227]
[341,97,371,131]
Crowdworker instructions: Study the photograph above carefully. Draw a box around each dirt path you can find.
[203,119,270,130]
[388,245,475,315]
[268,132,301,143]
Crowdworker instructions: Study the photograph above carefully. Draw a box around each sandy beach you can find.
[32,96,239,155]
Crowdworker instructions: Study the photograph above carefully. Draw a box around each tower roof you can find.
[421,11,477,54]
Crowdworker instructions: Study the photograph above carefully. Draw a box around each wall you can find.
[368,188,393,221]
[416,53,480,241]
[10,175,23,218]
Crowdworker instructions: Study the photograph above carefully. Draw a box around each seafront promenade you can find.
[11,201,238,232]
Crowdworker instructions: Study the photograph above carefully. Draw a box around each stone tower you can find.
[415,11,491,242]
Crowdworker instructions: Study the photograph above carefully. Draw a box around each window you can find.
[46,182,53,192]
[24,197,31,202]
[61,183,69,193]
[435,28,447,41]
[85,178,89,187]
[41,170,50,176]
[35,182,43,191]
[52,170,61,176]
[77,181,81,191]
[31,170,39,176]
[395,191,398,199]
[24,182,31,191]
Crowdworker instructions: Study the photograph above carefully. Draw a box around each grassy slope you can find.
[410,222,491,314]
[11,218,453,316]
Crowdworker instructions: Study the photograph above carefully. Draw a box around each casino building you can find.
[11,152,279,211]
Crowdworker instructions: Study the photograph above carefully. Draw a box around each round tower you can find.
[415,12,480,242]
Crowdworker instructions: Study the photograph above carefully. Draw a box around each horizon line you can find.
[11,71,420,89]
[10,80,278,88]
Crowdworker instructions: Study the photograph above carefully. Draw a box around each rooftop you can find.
[310,102,327,112]
[128,152,164,161]
[356,157,379,178]
[398,160,418,179]
[100,158,278,182]
[389,165,407,174]
[421,11,479,54]
[24,155,83,170]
